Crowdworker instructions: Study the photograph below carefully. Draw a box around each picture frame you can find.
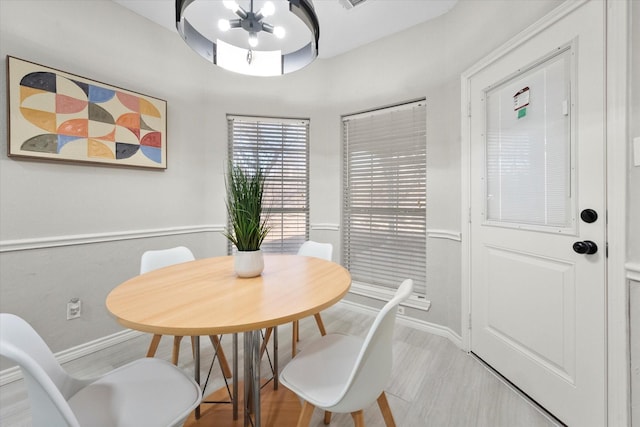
[6,56,167,169]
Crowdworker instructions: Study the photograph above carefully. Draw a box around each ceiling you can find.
[112,0,458,59]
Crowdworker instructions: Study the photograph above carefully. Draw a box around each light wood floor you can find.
[0,304,562,426]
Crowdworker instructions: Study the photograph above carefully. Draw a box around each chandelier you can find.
[176,0,320,76]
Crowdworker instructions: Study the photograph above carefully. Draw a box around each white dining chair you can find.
[0,312,201,427]
[141,246,232,378]
[279,279,414,427]
[262,240,333,359]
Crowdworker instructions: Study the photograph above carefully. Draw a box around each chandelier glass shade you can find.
[176,0,320,76]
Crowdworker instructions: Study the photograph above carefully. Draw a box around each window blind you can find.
[485,51,571,228]
[227,115,309,254]
[342,101,427,294]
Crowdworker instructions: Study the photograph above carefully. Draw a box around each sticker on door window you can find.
[514,86,530,119]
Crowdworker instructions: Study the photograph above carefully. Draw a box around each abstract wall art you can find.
[7,56,167,169]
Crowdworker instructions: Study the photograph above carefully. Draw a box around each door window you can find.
[484,48,573,230]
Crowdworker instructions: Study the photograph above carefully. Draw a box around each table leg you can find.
[252,329,261,427]
[243,330,262,427]
[243,332,250,427]
[233,333,238,420]
[194,335,201,419]
[273,326,278,390]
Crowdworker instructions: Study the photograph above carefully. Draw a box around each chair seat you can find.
[280,333,363,408]
[68,358,201,427]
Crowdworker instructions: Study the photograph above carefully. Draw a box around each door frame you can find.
[459,1,631,425]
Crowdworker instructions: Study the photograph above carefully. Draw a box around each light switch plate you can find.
[634,137,640,167]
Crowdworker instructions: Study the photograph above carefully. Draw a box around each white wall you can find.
[0,0,563,363]
[631,0,640,264]
[629,2,640,424]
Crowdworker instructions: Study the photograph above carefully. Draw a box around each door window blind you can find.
[227,115,309,254]
[342,101,427,293]
[485,50,572,228]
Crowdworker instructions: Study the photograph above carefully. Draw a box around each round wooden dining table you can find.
[106,254,351,427]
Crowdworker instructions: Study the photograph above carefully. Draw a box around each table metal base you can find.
[194,327,279,427]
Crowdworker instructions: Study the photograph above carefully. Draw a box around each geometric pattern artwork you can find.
[7,56,167,169]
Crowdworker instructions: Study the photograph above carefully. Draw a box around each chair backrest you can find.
[329,279,414,413]
[297,241,333,261]
[140,246,195,274]
[0,313,84,427]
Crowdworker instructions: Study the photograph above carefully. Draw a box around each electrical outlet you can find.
[67,298,81,320]
[397,306,405,315]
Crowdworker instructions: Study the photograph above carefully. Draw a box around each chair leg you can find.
[351,410,365,427]
[377,392,396,427]
[146,334,162,357]
[209,335,233,378]
[172,336,184,365]
[189,336,197,358]
[324,410,332,424]
[296,401,315,427]
[292,321,299,358]
[314,312,327,336]
[260,327,273,359]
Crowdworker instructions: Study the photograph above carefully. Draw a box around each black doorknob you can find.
[580,209,598,223]
[573,240,598,255]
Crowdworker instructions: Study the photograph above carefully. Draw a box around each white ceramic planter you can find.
[234,250,264,278]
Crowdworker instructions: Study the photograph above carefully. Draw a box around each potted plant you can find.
[224,162,271,277]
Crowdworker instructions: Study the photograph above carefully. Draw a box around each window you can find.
[342,100,427,294]
[485,50,572,229]
[227,115,309,254]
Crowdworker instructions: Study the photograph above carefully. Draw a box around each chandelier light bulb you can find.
[218,19,231,31]
[222,0,239,12]
[260,1,275,17]
[248,33,259,47]
[273,26,285,38]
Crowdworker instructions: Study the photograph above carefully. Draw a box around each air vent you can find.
[339,0,368,9]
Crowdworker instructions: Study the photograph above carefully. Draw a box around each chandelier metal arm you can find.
[234,7,249,20]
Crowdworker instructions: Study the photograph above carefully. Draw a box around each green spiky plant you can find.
[224,163,271,251]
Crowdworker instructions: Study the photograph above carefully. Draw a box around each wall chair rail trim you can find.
[626,262,640,282]
[0,225,225,252]
[427,229,462,242]
[310,223,340,231]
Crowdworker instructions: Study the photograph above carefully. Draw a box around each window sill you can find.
[348,282,431,312]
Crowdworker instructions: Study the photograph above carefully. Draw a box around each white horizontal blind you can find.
[342,101,427,293]
[227,115,309,254]
[485,50,571,228]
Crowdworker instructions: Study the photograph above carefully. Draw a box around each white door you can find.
[468,2,606,426]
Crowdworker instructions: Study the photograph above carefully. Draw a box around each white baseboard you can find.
[0,329,142,386]
[348,282,431,311]
[337,300,463,349]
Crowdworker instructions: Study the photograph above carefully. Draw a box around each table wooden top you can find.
[106,255,351,336]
